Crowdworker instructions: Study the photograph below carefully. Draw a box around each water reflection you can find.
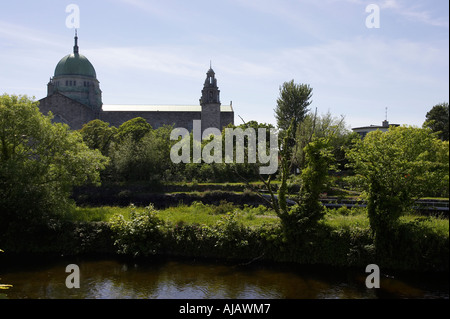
[0,257,448,299]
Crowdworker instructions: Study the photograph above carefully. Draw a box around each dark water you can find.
[0,256,448,299]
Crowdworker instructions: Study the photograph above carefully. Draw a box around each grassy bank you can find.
[2,202,448,272]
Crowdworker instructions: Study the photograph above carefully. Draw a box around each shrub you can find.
[109,204,164,257]
[212,212,252,257]
[377,217,449,271]
[211,200,236,215]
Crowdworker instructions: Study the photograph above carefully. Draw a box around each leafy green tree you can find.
[423,102,449,141]
[346,126,449,238]
[295,111,356,171]
[79,119,117,156]
[261,122,333,238]
[274,80,312,133]
[222,121,276,182]
[116,117,152,142]
[0,94,108,235]
[109,125,174,182]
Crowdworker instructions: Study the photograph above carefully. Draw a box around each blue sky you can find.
[0,0,448,128]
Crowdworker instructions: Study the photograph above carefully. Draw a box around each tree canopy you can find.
[0,94,108,233]
[274,80,312,133]
[423,102,449,141]
[346,126,449,234]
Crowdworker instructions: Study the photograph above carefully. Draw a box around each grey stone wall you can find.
[102,109,234,131]
[101,110,201,131]
[221,111,234,129]
[201,103,221,132]
[38,93,96,130]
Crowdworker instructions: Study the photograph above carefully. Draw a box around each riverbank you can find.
[1,203,448,272]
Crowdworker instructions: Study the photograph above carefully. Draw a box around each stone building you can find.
[39,32,234,131]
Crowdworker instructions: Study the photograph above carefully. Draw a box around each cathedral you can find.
[38,32,234,131]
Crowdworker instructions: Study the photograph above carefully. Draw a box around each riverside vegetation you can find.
[2,201,447,271]
[0,93,448,273]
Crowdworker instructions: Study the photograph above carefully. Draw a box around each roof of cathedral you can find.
[102,104,234,112]
[54,31,97,79]
[54,54,97,78]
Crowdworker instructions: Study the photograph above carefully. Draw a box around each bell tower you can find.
[200,64,221,132]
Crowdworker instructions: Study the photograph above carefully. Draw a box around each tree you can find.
[295,111,355,171]
[109,125,174,182]
[423,102,449,141]
[346,126,449,239]
[116,117,152,142]
[0,94,108,234]
[79,119,117,156]
[274,80,312,133]
[222,120,276,181]
[259,121,333,238]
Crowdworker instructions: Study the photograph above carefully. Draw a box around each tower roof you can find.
[54,31,97,78]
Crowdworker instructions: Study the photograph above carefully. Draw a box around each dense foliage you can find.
[80,118,276,183]
[423,102,449,141]
[274,80,312,133]
[110,204,164,257]
[0,94,108,239]
[19,203,445,271]
[346,126,449,254]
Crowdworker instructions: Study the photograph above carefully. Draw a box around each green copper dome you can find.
[54,32,97,78]
[54,53,97,78]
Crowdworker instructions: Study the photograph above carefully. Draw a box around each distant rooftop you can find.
[352,120,401,138]
[352,120,400,131]
[102,104,234,112]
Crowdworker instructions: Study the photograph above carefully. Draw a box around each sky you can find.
[0,0,448,129]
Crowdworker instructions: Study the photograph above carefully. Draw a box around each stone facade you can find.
[38,33,234,132]
[39,92,97,129]
[101,109,201,131]
[46,75,102,112]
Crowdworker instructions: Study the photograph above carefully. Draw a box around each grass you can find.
[399,214,450,237]
[68,202,280,228]
[157,204,223,226]
[323,210,370,230]
[68,206,131,222]
[68,202,448,238]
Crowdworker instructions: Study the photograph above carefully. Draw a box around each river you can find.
[0,256,448,299]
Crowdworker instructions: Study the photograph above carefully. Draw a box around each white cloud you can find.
[0,21,66,49]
